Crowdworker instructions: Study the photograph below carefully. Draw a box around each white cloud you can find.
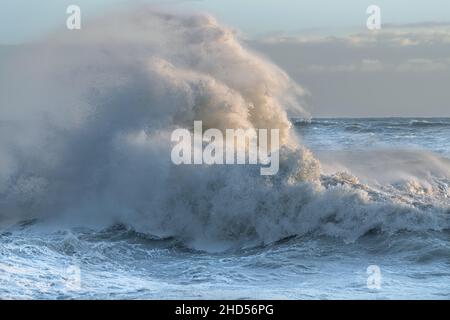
[306,59,384,73]
[258,23,450,47]
[396,58,450,72]
[249,23,450,116]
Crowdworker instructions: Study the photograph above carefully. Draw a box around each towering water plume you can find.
[0,8,448,248]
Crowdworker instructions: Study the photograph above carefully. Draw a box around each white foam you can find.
[0,8,448,248]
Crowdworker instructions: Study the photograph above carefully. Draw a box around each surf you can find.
[0,8,448,250]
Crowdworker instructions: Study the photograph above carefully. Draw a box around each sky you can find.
[1,0,450,44]
[1,1,449,117]
[250,25,450,117]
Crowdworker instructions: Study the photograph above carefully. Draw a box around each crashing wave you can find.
[0,8,448,249]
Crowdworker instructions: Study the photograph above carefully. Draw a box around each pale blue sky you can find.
[1,0,449,44]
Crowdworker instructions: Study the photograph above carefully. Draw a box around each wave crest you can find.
[0,8,448,249]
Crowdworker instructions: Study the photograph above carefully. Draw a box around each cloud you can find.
[250,23,450,71]
[258,23,450,47]
[248,23,450,116]
[306,59,384,73]
[395,58,450,72]
[301,58,450,73]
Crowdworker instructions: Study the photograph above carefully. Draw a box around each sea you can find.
[1,118,449,299]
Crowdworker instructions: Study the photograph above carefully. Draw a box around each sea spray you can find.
[0,8,448,248]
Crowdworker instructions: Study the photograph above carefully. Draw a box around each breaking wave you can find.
[0,8,449,250]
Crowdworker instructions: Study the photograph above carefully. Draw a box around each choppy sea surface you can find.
[1,118,449,300]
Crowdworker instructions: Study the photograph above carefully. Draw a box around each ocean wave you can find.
[0,8,449,250]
